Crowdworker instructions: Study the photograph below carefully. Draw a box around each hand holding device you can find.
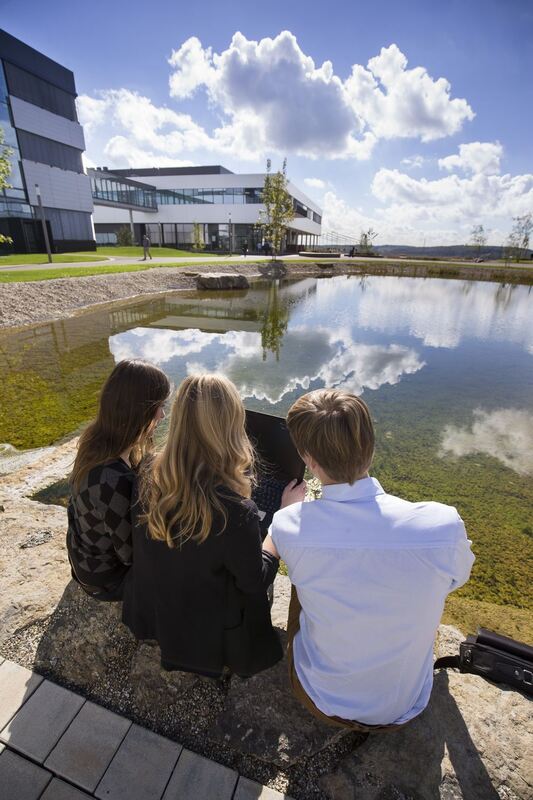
[281,478,307,508]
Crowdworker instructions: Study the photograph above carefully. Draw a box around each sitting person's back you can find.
[122,373,282,678]
[265,390,474,727]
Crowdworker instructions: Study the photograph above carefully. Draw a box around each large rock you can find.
[196,273,250,290]
[319,625,533,800]
[210,627,349,765]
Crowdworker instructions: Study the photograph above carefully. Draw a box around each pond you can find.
[1,275,532,635]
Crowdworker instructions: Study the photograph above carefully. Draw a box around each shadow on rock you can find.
[32,581,350,769]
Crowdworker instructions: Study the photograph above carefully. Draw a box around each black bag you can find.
[434,627,533,698]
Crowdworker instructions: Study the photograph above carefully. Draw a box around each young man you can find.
[263,389,474,730]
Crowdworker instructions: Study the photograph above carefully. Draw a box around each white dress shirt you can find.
[270,477,474,725]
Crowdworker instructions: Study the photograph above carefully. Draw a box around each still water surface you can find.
[1,275,532,612]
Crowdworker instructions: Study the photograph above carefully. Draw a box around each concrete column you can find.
[129,209,134,242]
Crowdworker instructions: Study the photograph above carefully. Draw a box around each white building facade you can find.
[90,165,322,253]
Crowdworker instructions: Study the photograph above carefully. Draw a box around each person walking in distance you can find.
[142,233,152,261]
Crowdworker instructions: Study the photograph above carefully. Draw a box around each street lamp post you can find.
[35,184,52,263]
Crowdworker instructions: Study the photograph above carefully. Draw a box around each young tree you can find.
[509,213,533,261]
[258,158,295,260]
[192,222,204,250]
[0,127,13,246]
[469,224,487,258]
[116,226,134,247]
[358,227,378,255]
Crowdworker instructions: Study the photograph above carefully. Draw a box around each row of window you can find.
[17,129,84,173]
[155,187,263,205]
[294,198,322,224]
[3,61,78,122]
[43,207,93,241]
[91,176,157,209]
[144,221,259,247]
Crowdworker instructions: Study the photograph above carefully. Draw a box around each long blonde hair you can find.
[140,374,255,547]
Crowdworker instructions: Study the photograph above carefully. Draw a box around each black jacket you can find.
[122,486,282,677]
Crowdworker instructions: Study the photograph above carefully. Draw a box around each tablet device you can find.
[245,408,305,483]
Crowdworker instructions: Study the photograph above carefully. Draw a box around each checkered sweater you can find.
[67,459,134,590]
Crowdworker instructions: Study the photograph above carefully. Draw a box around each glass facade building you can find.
[0,30,95,253]
[91,165,323,252]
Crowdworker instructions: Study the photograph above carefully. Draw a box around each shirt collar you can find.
[320,477,385,502]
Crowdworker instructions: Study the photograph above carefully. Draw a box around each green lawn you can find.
[92,246,217,258]
[0,253,106,265]
[0,262,183,282]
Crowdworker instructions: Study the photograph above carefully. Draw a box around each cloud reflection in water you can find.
[439,408,533,476]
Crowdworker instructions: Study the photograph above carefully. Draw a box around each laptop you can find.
[245,408,305,532]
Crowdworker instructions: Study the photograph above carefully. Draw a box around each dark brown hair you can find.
[71,359,170,490]
[287,389,375,484]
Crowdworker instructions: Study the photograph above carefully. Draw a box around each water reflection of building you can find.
[0,279,316,448]
[140,279,317,334]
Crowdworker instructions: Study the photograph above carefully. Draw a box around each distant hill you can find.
[374,244,532,260]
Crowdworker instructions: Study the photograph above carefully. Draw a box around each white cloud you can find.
[168,36,215,99]
[103,136,194,168]
[401,155,425,169]
[439,408,533,476]
[304,178,326,189]
[438,141,503,175]
[345,44,474,142]
[80,33,475,167]
[370,167,533,228]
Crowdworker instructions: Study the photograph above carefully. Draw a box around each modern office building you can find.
[90,165,322,252]
[0,30,94,253]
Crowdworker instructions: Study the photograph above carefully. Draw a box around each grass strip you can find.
[0,254,107,266]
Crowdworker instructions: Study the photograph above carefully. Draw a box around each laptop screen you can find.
[245,408,305,483]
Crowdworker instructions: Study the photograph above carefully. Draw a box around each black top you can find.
[122,486,282,677]
[67,459,134,590]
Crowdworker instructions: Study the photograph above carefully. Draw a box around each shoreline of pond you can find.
[1,259,532,331]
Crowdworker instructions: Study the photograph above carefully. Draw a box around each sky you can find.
[2,0,532,245]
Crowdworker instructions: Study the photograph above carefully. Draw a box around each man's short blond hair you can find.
[287,389,375,484]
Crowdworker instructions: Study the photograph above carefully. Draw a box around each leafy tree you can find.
[116,226,133,247]
[358,227,378,254]
[258,158,295,260]
[0,127,13,246]
[507,213,533,262]
[192,222,204,250]
[469,224,487,258]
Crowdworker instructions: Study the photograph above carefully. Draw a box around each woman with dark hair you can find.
[67,359,170,601]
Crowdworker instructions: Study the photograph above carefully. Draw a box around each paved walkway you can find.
[0,657,290,800]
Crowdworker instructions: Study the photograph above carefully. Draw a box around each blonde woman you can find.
[122,374,283,678]
[68,359,170,601]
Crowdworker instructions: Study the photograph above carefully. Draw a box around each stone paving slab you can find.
[234,776,293,799]
[0,659,43,729]
[95,723,181,800]
[163,748,238,800]
[0,679,85,762]
[45,700,131,792]
[41,777,93,799]
[0,748,52,800]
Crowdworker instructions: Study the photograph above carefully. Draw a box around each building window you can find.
[17,130,83,173]
[3,61,78,121]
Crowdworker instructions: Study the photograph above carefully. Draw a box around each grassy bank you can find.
[0,253,106,266]
[0,262,198,282]
[2,257,533,284]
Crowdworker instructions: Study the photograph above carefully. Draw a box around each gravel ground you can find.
[0,607,364,800]
[0,262,323,330]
